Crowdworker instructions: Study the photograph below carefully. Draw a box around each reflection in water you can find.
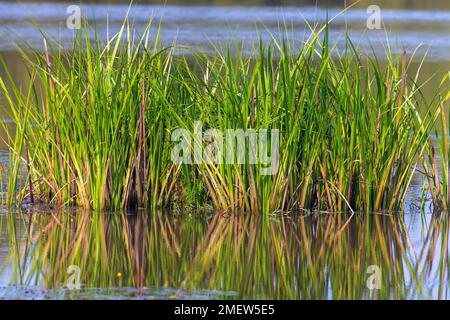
[0,210,449,299]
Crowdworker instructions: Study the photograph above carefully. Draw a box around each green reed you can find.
[0,18,442,213]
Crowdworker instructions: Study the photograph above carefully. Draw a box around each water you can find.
[0,1,450,300]
[0,209,449,299]
[0,2,450,60]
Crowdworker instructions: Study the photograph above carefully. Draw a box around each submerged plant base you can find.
[0,18,444,213]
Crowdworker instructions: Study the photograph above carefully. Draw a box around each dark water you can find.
[0,1,450,300]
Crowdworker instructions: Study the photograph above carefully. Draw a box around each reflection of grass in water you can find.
[0,14,445,213]
[2,210,448,299]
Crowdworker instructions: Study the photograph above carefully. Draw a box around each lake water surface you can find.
[0,1,450,300]
[1,209,449,299]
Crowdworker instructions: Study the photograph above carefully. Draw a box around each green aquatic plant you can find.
[0,17,441,213]
[1,19,188,210]
[421,72,450,211]
[184,30,440,214]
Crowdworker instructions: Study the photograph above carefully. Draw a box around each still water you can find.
[0,210,449,299]
[0,1,450,300]
[0,1,450,60]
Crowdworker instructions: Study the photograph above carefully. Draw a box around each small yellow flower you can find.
[116,272,122,278]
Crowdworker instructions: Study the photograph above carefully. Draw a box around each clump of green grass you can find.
[0,17,441,213]
[1,19,189,210]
